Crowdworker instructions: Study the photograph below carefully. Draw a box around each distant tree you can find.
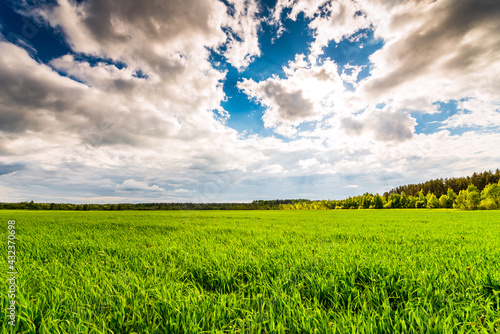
[387,193,401,208]
[466,185,481,210]
[387,170,500,198]
[407,195,417,208]
[427,194,439,208]
[447,188,457,202]
[454,190,467,209]
[400,192,409,208]
[418,190,427,206]
[438,195,449,208]
[480,182,500,209]
[373,195,384,209]
[415,200,426,208]
[361,193,371,209]
[455,185,481,210]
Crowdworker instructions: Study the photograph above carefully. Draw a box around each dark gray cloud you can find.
[0,38,224,150]
[0,41,84,134]
[80,0,222,74]
[363,0,500,97]
[81,0,216,43]
[261,80,315,121]
[30,0,261,72]
[238,77,317,130]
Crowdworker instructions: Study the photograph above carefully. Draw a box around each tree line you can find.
[1,170,499,211]
[385,169,500,198]
[278,182,500,210]
[0,201,278,211]
[0,200,310,211]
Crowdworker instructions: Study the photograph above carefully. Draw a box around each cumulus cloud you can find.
[268,0,328,38]
[340,106,416,142]
[0,40,86,135]
[32,0,261,72]
[298,158,320,169]
[270,0,371,56]
[0,0,262,204]
[0,0,263,158]
[441,99,500,129]
[6,0,267,152]
[358,0,500,106]
[239,77,316,126]
[270,0,500,119]
[0,41,188,149]
[222,0,262,70]
[267,0,500,147]
[116,179,164,192]
[238,55,345,135]
[307,0,372,57]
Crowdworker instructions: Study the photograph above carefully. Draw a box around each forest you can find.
[385,169,500,197]
[278,183,499,210]
[1,170,499,211]
[280,169,500,210]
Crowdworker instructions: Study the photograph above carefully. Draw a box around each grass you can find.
[1,209,499,333]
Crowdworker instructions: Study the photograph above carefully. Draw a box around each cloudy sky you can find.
[0,0,499,203]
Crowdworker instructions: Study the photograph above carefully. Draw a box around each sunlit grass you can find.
[1,210,499,333]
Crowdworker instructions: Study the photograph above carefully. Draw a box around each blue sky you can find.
[0,0,499,203]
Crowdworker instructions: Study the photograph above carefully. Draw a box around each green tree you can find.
[361,194,372,209]
[480,182,500,209]
[438,195,449,208]
[427,193,439,208]
[388,193,402,208]
[447,188,457,203]
[454,190,467,209]
[407,195,417,208]
[373,195,384,209]
[400,192,409,208]
[455,185,481,210]
[415,190,426,208]
[466,184,480,210]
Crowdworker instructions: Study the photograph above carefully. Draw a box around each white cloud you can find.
[116,179,164,192]
[0,29,260,202]
[357,0,500,109]
[33,0,262,72]
[298,158,320,169]
[270,0,371,57]
[339,106,417,142]
[222,0,263,70]
[254,164,286,174]
[441,99,500,129]
[307,0,372,57]
[239,76,316,126]
[0,0,265,174]
[173,188,192,194]
[261,0,500,176]
[270,0,500,118]
[238,55,345,135]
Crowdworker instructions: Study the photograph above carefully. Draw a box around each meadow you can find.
[1,209,499,333]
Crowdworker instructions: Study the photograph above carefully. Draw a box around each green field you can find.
[1,210,499,333]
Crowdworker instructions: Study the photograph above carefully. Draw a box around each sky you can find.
[0,0,499,203]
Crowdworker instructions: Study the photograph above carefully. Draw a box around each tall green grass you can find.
[1,210,499,333]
